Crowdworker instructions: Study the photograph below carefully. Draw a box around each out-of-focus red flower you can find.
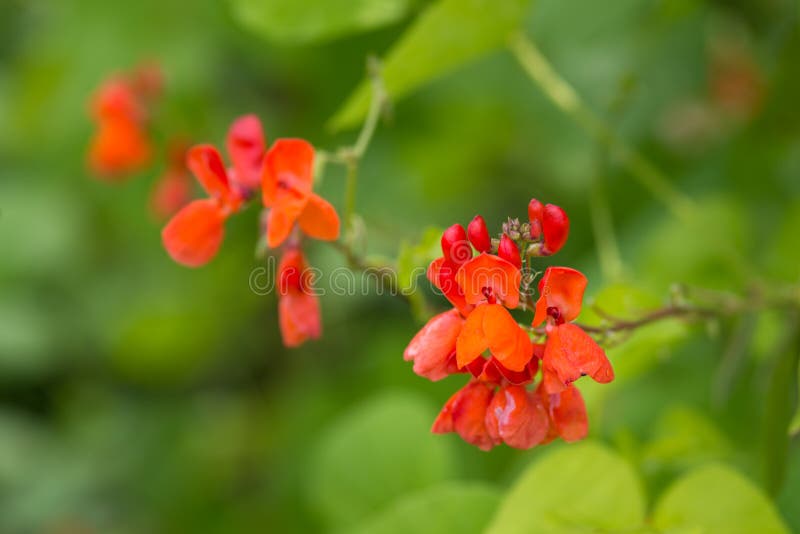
[161,145,244,267]
[227,114,267,194]
[278,248,321,347]
[87,64,162,179]
[262,139,340,248]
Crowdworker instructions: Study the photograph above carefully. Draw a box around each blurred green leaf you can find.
[652,464,790,534]
[642,406,731,471]
[307,390,454,529]
[230,0,416,44]
[762,318,800,495]
[348,482,500,534]
[486,442,645,533]
[330,0,533,130]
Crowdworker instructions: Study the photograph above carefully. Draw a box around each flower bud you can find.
[498,234,522,269]
[467,215,491,253]
[441,223,471,265]
[542,204,569,255]
[528,198,544,239]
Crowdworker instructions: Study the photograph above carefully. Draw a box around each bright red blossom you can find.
[277,248,321,348]
[406,200,614,451]
[262,139,340,248]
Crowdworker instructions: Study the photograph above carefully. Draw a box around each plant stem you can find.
[508,32,695,222]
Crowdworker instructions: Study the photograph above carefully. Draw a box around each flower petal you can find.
[227,114,266,191]
[262,138,313,211]
[456,305,490,368]
[161,199,226,267]
[482,304,532,372]
[187,145,234,204]
[456,253,521,308]
[548,384,588,442]
[88,116,151,177]
[404,309,463,381]
[428,258,471,314]
[543,323,614,393]
[266,206,297,248]
[485,385,548,449]
[298,193,340,241]
[533,266,588,326]
[450,381,497,451]
[279,291,321,348]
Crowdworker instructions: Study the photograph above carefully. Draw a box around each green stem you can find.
[508,33,695,222]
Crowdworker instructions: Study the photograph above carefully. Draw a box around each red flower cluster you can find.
[161,115,339,347]
[404,200,614,450]
[87,63,162,178]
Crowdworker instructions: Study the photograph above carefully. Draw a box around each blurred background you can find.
[1,0,799,532]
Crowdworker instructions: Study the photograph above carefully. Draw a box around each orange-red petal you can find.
[266,206,297,249]
[298,193,340,241]
[533,266,588,326]
[279,291,321,347]
[548,384,588,442]
[427,257,471,315]
[440,381,497,451]
[456,304,532,372]
[543,323,614,393]
[485,385,548,449]
[227,114,266,191]
[162,199,226,267]
[88,116,151,177]
[456,253,521,308]
[404,309,463,381]
[187,145,234,204]
[262,138,313,210]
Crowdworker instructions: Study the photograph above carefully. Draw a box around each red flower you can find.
[456,303,532,372]
[533,266,614,393]
[403,309,464,381]
[87,64,162,179]
[427,224,473,314]
[262,139,340,248]
[278,248,321,347]
[537,382,588,443]
[456,253,521,308]
[485,385,549,449]
[432,381,497,451]
[161,115,271,267]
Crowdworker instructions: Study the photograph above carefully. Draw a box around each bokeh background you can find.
[1,0,799,532]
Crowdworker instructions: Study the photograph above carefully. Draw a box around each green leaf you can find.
[348,482,501,534]
[330,0,533,130]
[642,406,731,470]
[230,0,417,44]
[307,391,454,529]
[653,464,790,534]
[486,442,646,533]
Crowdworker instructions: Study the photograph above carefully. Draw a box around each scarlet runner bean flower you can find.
[278,247,321,347]
[161,117,263,267]
[87,64,162,178]
[405,199,614,451]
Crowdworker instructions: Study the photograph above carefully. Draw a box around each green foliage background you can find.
[0,0,798,532]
